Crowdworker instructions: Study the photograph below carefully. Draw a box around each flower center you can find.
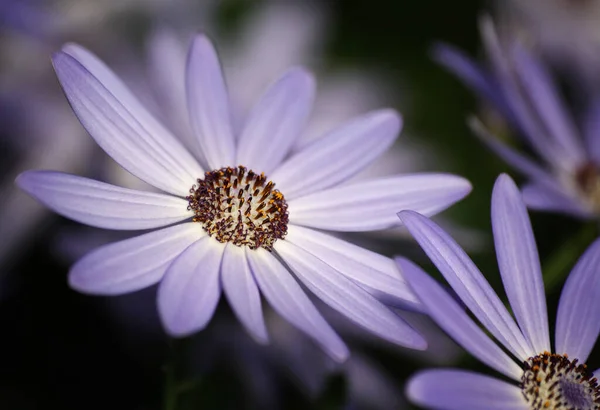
[187,165,289,251]
[575,162,600,213]
[521,352,600,409]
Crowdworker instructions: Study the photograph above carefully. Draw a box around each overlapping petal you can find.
[521,183,592,219]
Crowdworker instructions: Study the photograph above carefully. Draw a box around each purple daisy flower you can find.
[16,35,472,361]
[434,16,600,219]
[397,173,600,409]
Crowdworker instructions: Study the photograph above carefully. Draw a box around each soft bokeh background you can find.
[1,0,599,409]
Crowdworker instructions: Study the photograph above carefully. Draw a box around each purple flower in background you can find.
[397,173,600,409]
[434,16,600,219]
[16,35,473,361]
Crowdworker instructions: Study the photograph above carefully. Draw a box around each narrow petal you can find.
[246,248,349,362]
[69,223,203,295]
[595,369,600,379]
[522,183,592,219]
[284,224,420,310]
[186,34,235,169]
[54,46,203,196]
[236,68,314,175]
[398,210,535,361]
[16,171,192,230]
[492,174,550,353]
[583,97,600,164]
[271,109,401,199]
[407,369,527,410]
[288,174,471,231]
[555,238,600,362]
[221,244,269,344]
[158,238,225,337]
[276,240,427,350]
[397,257,522,379]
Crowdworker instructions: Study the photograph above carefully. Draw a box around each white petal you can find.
[54,46,203,196]
[246,248,348,362]
[186,34,235,169]
[158,238,225,337]
[284,224,420,310]
[288,174,471,231]
[236,68,314,175]
[221,244,269,344]
[398,210,535,361]
[276,240,427,350]
[491,174,550,353]
[69,223,203,295]
[271,109,401,199]
[16,171,192,230]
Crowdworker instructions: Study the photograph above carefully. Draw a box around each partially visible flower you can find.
[397,173,600,409]
[17,35,472,361]
[434,16,600,219]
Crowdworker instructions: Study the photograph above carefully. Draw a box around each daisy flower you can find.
[397,173,600,409]
[434,16,600,219]
[16,34,471,362]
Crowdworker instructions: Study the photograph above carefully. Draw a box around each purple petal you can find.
[583,98,600,164]
[54,46,203,196]
[69,223,203,295]
[398,210,534,361]
[284,224,420,310]
[555,238,600,362]
[595,369,600,379]
[186,34,235,169]
[271,109,401,199]
[246,248,349,362]
[236,67,314,175]
[407,369,527,410]
[158,238,225,337]
[16,171,192,230]
[397,257,522,379]
[521,183,592,219]
[491,174,550,353]
[288,174,471,231]
[221,244,269,344]
[276,240,427,350]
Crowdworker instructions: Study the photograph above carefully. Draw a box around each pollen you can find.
[187,165,289,251]
[521,352,600,409]
[575,162,600,213]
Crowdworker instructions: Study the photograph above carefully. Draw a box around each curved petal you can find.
[407,369,527,410]
[521,183,592,219]
[555,238,600,362]
[221,244,268,344]
[398,210,535,361]
[288,174,471,231]
[16,171,192,230]
[69,223,204,295]
[492,174,550,353]
[271,109,401,199]
[236,67,314,175]
[276,240,427,350]
[246,248,348,362]
[284,224,420,310]
[54,46,203,196]
[158,237,225,337]
[186,34,235,170]
[397,257,523,379]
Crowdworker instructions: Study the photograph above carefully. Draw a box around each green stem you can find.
[163,339,183,410]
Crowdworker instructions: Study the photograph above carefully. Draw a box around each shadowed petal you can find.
[522,183,592,219]
[16,171,192,230]
[276,240,427,350]
[246,248,348,362]
[221,244,269,344]
[158,238,225,337]
[69,223,203,295]
[271,109,401,199]
[584,98,600,164]
[407,369,527,410]
[397,257,522,379]
[398,210,534,361]
[288,174,471,231]
[236,68,314,175]
[555,238,600,362]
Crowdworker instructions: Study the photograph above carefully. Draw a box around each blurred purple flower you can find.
[434,16,600,219]
[397,173,600,409]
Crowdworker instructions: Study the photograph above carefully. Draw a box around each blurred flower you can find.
[435,16,600,219]
[397,173,600,409]
[17,35,472,361]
